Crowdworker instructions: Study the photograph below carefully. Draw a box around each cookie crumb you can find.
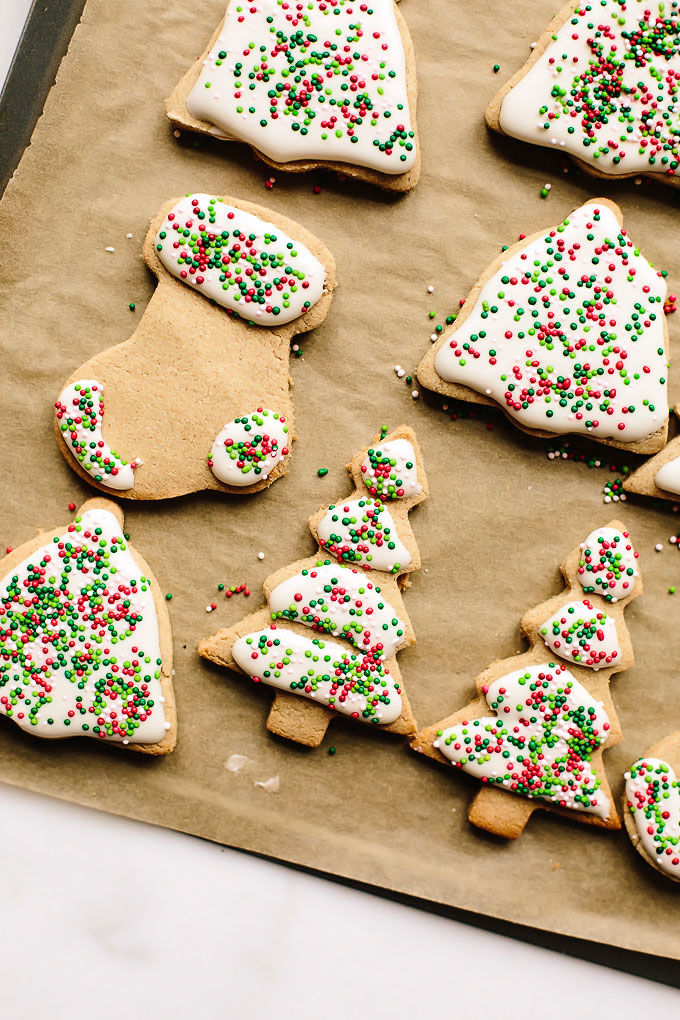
[254,775,280,793]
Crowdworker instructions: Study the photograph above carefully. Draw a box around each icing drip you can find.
[209,408,290,485]
[185,0,416,174]
[268,560,406,658]
[232,624,402,723]
[539,599,621,670]
[155,193,325,326]
[360,438,421,500]
[433,201,668,443]
[626,756,680,877]
[654,456,680,495]
[578,527,638,602]
[55,380,135,491]
[0,509,167,744]
[435,662,611,818]
[499,0,680,179]
[316,497,411,573]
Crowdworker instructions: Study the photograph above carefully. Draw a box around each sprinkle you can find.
[493,64,500,72]
[105,246,115,253]
[670,587,676,594]
[258,551,265,560]
[328,746,337,756]
[411,390,419,400]
[68,502,76,512]
[427,285,434,294]
[126,233,133,239]
[656,543,663,552]
[129,302,136,311]
[317,467,329,477]
[165,593,173,601]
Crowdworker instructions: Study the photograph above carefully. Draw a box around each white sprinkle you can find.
[226,753,250,773]
[394,364,402,373]
[530,40,537,49]
[430,333,438,342]
[604,495,612,504]
[427,285,434,294]
[105,246,115,253]
[397,369,405,378]
[656,543,663,552]
[411,390,419,400]
[620,493,627,502]
[292,344,299,352]
[254,775,280,793]
[670,536,677,545]
[206,604,214,612]
[543,183,551,192]
[126,232,133,239]
[258,551,265,560]
[173,129,181,138]
[634,177,642,185]
[165,722,171,730]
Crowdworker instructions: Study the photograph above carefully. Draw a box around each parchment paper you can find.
[1,0,680,960]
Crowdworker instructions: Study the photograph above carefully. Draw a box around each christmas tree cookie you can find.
[486,0,680,188]
[55,193,336,500]
[625,731,680,882]
[166,0,420,192]
[418,199,670,453]
[0,499,176,754]
[199,425,427,746]
[624,406,680,500]
[412,522,641,838]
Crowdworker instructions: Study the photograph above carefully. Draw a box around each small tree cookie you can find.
[624,405,680,501]
[166,0,420,193]
[418,199,670,454]
[0,499,176,754]
[486,0,680,189]
[625,732,680,882]
[55,193,336,500]
[412,522,641,838]
[199,425,427,746]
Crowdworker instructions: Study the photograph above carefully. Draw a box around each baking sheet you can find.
[1,0,680,967]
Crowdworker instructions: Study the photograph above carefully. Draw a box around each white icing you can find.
[316,497,411,573]
[578,526,638,602]
[0,509,167,744]
[433,201,668,443]
[55,380,135,491]
[539,599,621,670]
[499,0,680,178]
[185,0,416,175]
[232,625,402,723]
[360,438,421,499]
[435,662,611,818]
[655,456,680,495]
[210,408,290,485]
[268,562,406,657]
[626,756,680,877]
[155,193,325,326]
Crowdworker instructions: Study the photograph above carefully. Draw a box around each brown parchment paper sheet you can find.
[1,0,680,959]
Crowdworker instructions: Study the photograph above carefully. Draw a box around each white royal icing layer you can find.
[578,526,638,602]
[360,438,421,500]
[186,0,416,175]
[268,561,407,657]
[655,456,680,495]
[155,193,326,326]
[539,599,621,670]
[232,624,402,723]
[435,663,611,818]
[433,201,668,443]
[626,756,680,878]
[316,497,411,573]
[0,509,167,744]
[499,0,680,178]
[210,408,290,485]
[55,380,135,491]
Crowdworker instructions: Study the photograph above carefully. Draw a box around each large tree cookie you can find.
[418,199,670,453]
[55,193,336,500]
[0,499,176,754]
[412,522,641,838]
[199,425,427,746]
[625,732,680,882]
[486,0,680,188]
[166,0,420,192]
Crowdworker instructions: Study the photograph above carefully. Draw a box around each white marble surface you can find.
[1,2,677,1015]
